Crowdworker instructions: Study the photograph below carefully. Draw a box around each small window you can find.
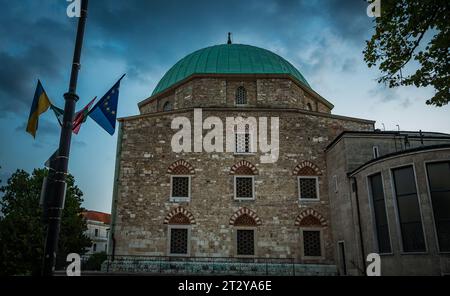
[302,230,322,257]
[373,146,379,159]
[235,86,247,105]
[104,244,107,251]
[234,176,254,200]
[235,132,252,154]
[170,176,191,202]
[333,175,338,193]
[236,229,255,256]
[94,229,99,237]
[169,227,189,255]
[306,103,312,111]
[163,101,173,112]
[93,244,97,252]
[298,176,319,200]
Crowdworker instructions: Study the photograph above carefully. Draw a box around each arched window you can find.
[306,103,312,111]
[230,208,261,257]
[164,207,196,256]
[163,101,173,111]
[295,209,327,259]
[235,86,247,105]
[293,161,321,201]
[230,161,258,200]
[167,160,195,202]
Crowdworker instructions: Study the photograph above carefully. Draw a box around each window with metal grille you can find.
[235,132,251,153]
[426,161,450,252]
[163,101,172,111]
[236,229,254,255]
[170,228,188,255]
[235,176,254,199]
[171,176,190,200]
[368,173,392,253]
[303,230,321,257]
[235,86,247,105]
[392,166,426,252]
[298,177,319,200]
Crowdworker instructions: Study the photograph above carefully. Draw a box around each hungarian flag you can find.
[50,97,96,134]
[73,97,96,134]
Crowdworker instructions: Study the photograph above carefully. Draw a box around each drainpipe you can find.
[351,177,366,275]
[109,121,123,260]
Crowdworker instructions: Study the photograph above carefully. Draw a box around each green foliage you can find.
[0,168,91,275]
[364,0,449,106]
[83,251,107,271]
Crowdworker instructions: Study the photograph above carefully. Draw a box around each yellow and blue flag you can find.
[26,80,51,138]
[88,74,125,135]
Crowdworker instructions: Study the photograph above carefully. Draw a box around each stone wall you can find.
[139,77,332,114]
[112,108,373,264]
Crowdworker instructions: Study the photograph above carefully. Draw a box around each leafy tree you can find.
[83,251,107,271]
[0,168,91,275]
[364,0,449,106]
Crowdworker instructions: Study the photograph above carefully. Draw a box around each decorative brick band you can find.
[229,207,262,226]
[295,208,327,226]
[164,207,196,224]
[230,160,258,175]
[167,160,195,175]
[293,161,321,176]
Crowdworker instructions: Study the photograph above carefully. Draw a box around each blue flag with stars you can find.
[89,74,125,135]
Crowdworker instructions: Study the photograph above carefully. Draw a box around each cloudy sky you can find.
[0,0,448,213]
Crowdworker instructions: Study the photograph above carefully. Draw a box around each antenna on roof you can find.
[227,32,232,44]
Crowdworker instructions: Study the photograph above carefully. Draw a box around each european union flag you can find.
[89,74,125,135]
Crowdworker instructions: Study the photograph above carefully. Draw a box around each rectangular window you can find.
[298,177,319,200]
[94,229,99,237]
[93,243,97,252]
[171,176,190,201]
[302,230,322,257]
[169,228,189,255]
[235,132,251,153]
[234,176,254,199]
[368,173,392,253]
[426,161,450,252]
[236,229,255,256]
[392,166,426,252]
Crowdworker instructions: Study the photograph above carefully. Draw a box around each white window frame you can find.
[373,146,380,159]
[170,175,191,202]
[298,176,320,201]
[234,132,254,154]
[234,176,255,200]
[300,227,324,260]
[167,225,191,257]
[234,227,256,257]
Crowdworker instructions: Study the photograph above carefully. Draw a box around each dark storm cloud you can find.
[0,0,374,117]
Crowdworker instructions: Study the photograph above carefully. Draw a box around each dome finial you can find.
[227,32,232,44]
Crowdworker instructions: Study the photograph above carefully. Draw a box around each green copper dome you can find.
[152,44,310,96]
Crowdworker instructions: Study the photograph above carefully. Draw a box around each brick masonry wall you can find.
[113,108,373,264]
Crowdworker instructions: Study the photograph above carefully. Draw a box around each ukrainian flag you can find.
[26,80,51,138]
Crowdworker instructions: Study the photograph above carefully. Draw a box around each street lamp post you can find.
[42,0,89,276]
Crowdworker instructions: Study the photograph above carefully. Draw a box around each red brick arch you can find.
[164,207,196,224]
[229,207,262,226]
[295,209,327,226]
[230,160,258,175]
[292,161,321,176]
[167,160,195,175]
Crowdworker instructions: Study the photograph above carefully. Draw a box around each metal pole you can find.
[42,0,89,276]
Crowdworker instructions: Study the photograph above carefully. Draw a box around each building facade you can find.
[82,210,111,255]
[107,42,450,275]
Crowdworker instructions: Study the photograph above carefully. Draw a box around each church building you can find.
[106,39,450,275]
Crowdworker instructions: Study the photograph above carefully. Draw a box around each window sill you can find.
[234,197,256,201]
[170,197,191,203]
[233,152,256,156]
[299,198,320,202]
[399,251,428,255]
